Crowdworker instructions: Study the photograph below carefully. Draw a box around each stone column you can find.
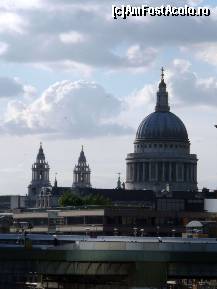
[126,164,129,181]
[128,164,131,181]
[155,162,158,181]
[190,164,193,182]
[162,162,165,182]
[175,163,178,182]
[181,164,184,182]
[137,163,140,182]
[194,164,197,183]
[192,164,194,182]
[142,163,145,182]
[133,163,135,182]
[149,162,152,181]
[169,162,172,182]
[134,163,136,182]
[186,164,189,182]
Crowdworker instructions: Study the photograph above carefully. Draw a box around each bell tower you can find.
[28,143,51,207]
[73,146,91,188]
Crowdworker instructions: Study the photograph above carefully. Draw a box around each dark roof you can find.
[73,188,204,202]
[52,187,71,196]
[136,111,189,142]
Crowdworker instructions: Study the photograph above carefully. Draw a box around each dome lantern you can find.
[155,67,170,112]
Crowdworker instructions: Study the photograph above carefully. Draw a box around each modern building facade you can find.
[0,195,27,211]
[73,146,91,188]
[126,69,198,192]
[10,200,215,236]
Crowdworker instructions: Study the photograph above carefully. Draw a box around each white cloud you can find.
[0,0,42,10]
[126,45,158,71]
[59,31,87,44]
[172,59,192,73]
[0,0,216,73]
[0,42,8,55]
[168,59,217,107]
[2,80,132,138]
[196,43,217,66]
[0,12,26,34]
[122,59,217,118]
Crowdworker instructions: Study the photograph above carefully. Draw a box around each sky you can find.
[0,0,217,195]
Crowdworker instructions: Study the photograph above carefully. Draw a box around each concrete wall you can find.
[205,199,217,212]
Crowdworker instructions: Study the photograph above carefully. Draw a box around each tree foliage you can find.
[59,191,111,207]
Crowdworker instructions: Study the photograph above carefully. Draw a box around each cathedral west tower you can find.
[28,143,51,206]
[73,146,91,188]
[126,68,198,192]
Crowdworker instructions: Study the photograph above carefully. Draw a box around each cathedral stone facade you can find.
[126,69,198,192]
[28,143,51,207]
[27,69,198,208]
[73,146,91,188]
[28,145,92,208]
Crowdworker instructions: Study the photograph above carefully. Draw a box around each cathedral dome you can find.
[135,68,189,143]
[126,68,197,192]
[136,111,189,142]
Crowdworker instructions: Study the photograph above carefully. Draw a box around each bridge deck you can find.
[0,236,217,287]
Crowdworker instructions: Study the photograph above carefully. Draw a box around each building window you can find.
[85,216,103,224]
[157,199,185,211]
[67,217,84,224]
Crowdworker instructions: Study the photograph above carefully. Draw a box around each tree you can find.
[84,193,111,206]
[59,192,84,207]
[59,192,111,207]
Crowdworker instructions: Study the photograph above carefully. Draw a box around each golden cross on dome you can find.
[161,67,164,80]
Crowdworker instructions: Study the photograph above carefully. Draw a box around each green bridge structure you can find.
[1,236,217,288]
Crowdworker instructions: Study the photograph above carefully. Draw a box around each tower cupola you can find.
[73,146,91,188]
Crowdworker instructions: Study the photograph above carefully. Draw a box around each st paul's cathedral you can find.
[27,69,198,208]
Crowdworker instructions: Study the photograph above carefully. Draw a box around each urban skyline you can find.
[0,0,216,195]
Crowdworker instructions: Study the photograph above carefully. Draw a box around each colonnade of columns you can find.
[37,193,51,208]
[126,161,197,184]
